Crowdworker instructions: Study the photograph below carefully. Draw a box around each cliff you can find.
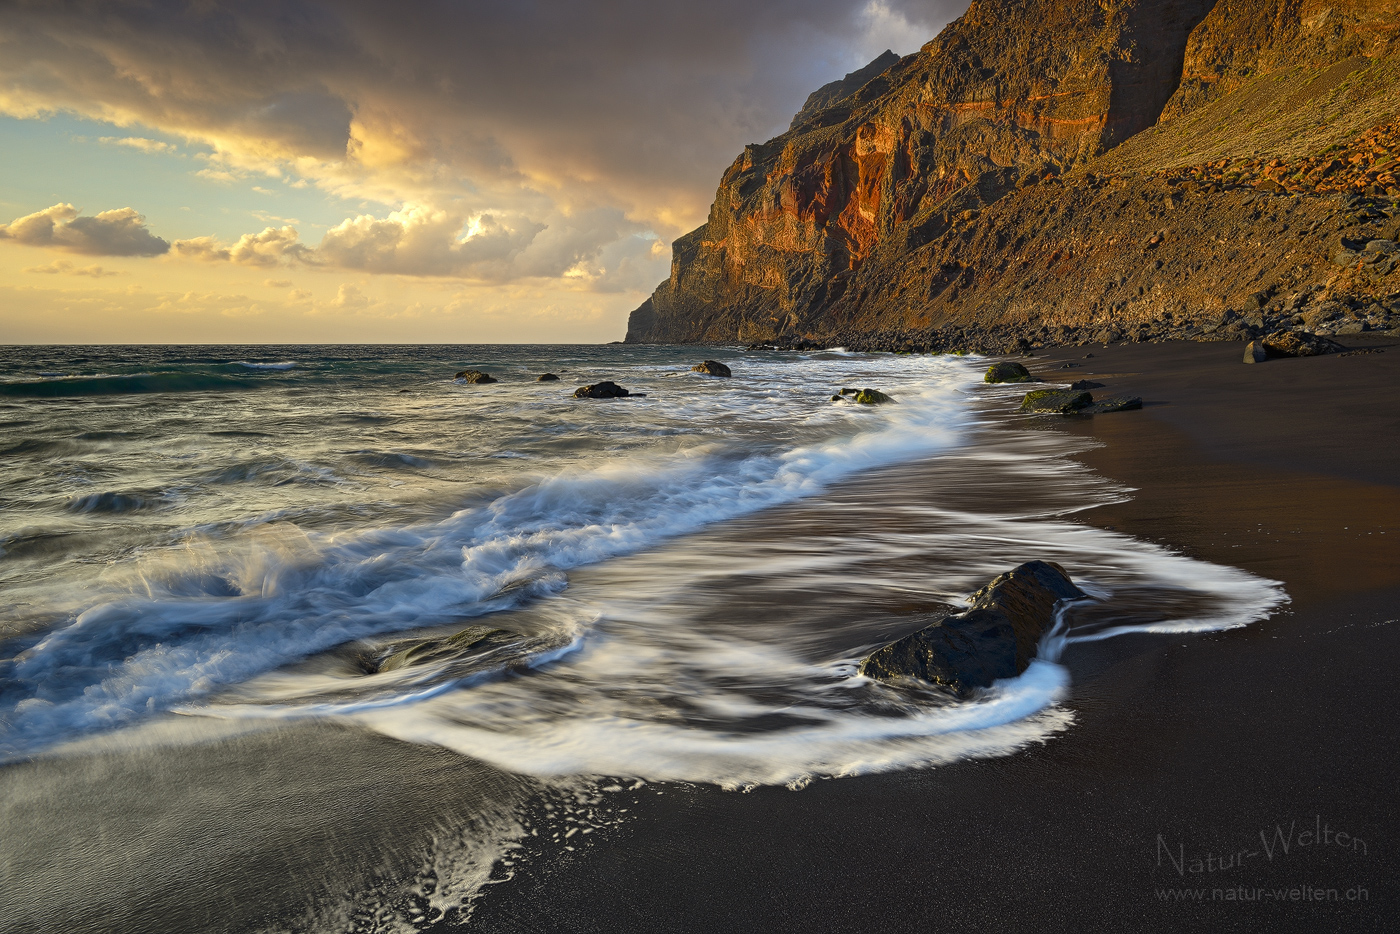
[626,0,1400,348]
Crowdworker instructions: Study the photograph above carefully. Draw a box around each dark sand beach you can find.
[469,337,1400,933]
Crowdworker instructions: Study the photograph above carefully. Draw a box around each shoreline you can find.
[468,337,1400,932]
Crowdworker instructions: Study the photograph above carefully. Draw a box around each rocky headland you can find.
[626,0,1400,353]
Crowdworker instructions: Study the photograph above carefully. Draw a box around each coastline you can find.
[468,337,1400,933]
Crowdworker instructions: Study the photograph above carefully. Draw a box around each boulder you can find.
[858,561,1086,696]
[365,626,510,674]
[1243,340,1268,364]
[692,360,732,377]
[1080,395,1142,414]
[1019,389,1093,414]
[1261,330,1346,358]
[454,369,498,384]
[537,373,560,382]
[984,361,1032,383]
[836,387,895,404]
[573,381,630,399]
[1068,379,1104,390]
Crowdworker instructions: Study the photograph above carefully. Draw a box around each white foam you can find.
[0,355,978,758]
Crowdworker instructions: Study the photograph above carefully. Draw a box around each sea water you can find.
[0,344,1286,931]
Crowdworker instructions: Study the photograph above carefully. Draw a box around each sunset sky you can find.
[0,1,960,344]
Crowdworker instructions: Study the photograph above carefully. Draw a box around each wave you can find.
[0,372,263,398]
[67,490,172,514]
[235,361,296,370]
[0,358,976,759]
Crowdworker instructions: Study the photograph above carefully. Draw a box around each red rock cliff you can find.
[625,0,1400,344]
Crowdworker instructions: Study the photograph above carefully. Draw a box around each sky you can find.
[0,1,965,344]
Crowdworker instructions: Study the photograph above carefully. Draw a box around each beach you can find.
[1,338,1396,933]
[467,337,1400,933]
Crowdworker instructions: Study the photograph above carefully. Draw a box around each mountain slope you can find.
[626,0,1400,348]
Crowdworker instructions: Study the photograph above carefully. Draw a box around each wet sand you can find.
[469,337,1400,933]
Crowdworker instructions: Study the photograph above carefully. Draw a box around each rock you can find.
[984,361,1032,383]
[1336,320,1369,334]
[1080,395,1142,414]
[691,360,732,377]
[1068,379,1104,390]
[1365,239,1399,253]
[537,373,560,382]
[837,387,895,404]
[454,369,498,384]
[1243,340,1268,363]
[858,561,1086,696]
[573,381,631,399]
[359,626,513,675]
[1261,330,1346,358]
[1301,306,1340,329]
[1019,389,1093,414]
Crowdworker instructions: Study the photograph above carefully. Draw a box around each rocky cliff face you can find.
[626,0,1400,346]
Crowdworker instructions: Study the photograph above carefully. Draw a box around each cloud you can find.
[98,136,177,155]
[264,278,293,288]
[0,203,170,256]
[329,284,370,308]
[0,1,966,289]
[25,259,123,277]
[172,225,310,266]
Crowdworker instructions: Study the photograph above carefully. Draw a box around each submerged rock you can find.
[691,360,732,377]
[859,560,1086,696]
[574,381,630,399]
[537,373,560,382]
[984,361,1033,383]
[836,387,894,404]
[1080,395,1142,414]
[1068,379,1104,390]
[1019,388,1093,414]
[361,626,512,674]
[455,369,498,384]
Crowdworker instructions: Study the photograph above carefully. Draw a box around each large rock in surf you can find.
[833,387,894,404]
[455,369,498,384]
[1019,388,1092,414]
[574,381,630,399]
[537,373,560,382]
[859,560,1086,696]
[984,361,1033,384]
[363,626,511,674]
[692,360,732,377]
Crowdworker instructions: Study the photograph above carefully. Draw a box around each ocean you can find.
[0,344,1286,932]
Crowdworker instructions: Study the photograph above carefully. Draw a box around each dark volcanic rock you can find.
[1068,379,1105,390]
[573,381,630,399]
[691,360,732,377]
[1020,389,1093,414]
[836,387,895,404]
[537,373,560,382]
[360,626,511,675]
[1080,395,1143,414]
[1261,329,1347,358]
[454,369,497,384]
[1244,340,1269,363]
[858,560,1086,696]
[984,361,1033,384]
